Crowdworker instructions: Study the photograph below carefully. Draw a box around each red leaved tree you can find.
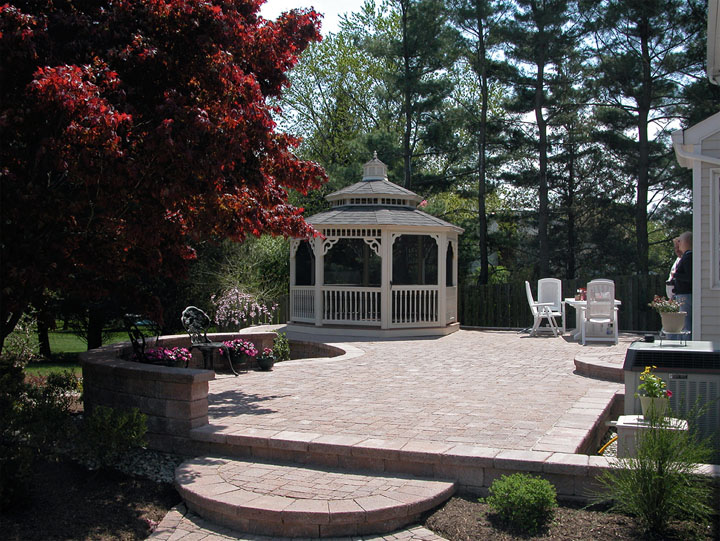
[0,0,326,351]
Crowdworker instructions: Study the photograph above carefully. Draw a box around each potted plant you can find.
[221,338,258,368]
[144,346,192,368]
[648,295,686,334]
[256,347,275,371]
[635,365,672,420]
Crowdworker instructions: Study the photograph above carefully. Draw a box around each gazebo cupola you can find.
[288,153,464,337]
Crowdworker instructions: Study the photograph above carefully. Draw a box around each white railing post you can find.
[381,230,391,329]
[314,237,324,327]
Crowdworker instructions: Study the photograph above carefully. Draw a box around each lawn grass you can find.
[24,360,83,378]
[7,328,129,378]
[49,330,128,353]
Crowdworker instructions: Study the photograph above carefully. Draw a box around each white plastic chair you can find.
[537,278,565,333]
[581,279,618,345]
[525,281,559,337]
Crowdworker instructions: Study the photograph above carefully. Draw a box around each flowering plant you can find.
[257,347,274,362]
[144,347,192,366]
[635,365,672,399]
[648,295,680,313]
[211,287,278,329]
[220,339,258,357]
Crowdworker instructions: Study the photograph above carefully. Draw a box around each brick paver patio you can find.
[206,329,629,453]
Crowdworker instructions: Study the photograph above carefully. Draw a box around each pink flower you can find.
[418,200,428,208]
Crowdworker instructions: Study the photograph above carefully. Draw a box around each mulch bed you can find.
[2,459,180,541]
[423,496,719,541]
[3,460,718,540]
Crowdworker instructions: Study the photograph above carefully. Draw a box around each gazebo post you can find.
[380,229,391,329]
[289,240,297,320]
[438,233,448,326]
[314,236,324,327]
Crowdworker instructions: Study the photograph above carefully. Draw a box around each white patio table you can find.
[564,297,622,341]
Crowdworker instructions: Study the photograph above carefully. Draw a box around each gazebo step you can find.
[175,456,456,538]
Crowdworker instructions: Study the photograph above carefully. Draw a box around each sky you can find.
[260,0,366,35]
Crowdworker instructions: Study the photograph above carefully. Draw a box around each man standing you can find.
[666,237,682,299]
[671,231,693,339]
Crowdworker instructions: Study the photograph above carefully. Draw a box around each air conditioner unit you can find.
[624,341,720,462]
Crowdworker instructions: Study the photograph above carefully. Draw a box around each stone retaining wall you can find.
[80,332,276,449]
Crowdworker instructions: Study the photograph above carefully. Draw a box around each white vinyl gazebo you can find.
[288,154,464,338]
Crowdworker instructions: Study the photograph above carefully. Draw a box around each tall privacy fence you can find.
[458,274,668,332]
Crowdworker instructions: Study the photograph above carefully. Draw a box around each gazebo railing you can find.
[322,286,381,325]
[391,285,439,327]
[290,286,315,322]
[291,285,451,328]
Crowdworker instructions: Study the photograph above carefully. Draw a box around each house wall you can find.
[699,134,720,340]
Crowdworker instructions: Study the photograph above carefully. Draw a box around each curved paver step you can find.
[175,456,456,538]
[573,352,625,382]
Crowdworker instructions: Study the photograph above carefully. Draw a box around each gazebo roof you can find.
[306,153,463,233]
[325,153,423,205]
[308,206,464,232]
[327,179,420,201]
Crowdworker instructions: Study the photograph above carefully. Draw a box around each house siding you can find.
[700,135,720,340]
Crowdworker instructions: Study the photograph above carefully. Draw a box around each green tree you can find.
[503,0,578,278]
[583,0,704,274]
[282,1,405,201]
[365,0,458,189]
[0,0,326,352]
[449,0,511,284]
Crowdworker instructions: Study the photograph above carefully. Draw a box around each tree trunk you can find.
[636,15,651,275]
[87,307,104,350]
[535,55,549,278]
[476,9,490,285]
[566,124,577,279]
[37,317,52,358]
[401,1,413,189]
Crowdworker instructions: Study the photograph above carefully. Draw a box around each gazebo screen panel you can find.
[325,238,381,286]
[446,241,455,287]
[392,234,438,285]
[295,241,315,286]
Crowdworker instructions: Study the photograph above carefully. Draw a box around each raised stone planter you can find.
[80,332,276,453]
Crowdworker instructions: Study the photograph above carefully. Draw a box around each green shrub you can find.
[3,314,41,363]
[80,406,147,469]
[484,473,557,534]
[0,359,80,507]
[273,331,291,361]
[596,412,713,536]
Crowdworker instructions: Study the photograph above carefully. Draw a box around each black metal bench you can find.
[181,306,240,376]
[123,314,164,364]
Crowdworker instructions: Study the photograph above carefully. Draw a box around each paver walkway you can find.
[206,330,630,453]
